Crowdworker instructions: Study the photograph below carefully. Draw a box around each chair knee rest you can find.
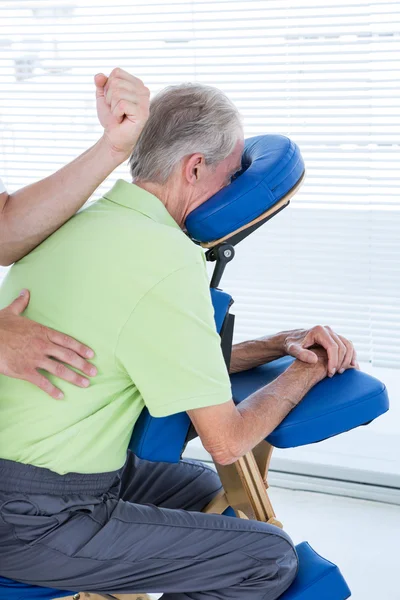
[281,542,351,600]
[0,576,73,599]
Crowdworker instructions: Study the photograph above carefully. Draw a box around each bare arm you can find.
[231,326,358,376]
[0,68,150,266]
[0,138,126,266]
[230,333,286,374]
[188,354,327,466]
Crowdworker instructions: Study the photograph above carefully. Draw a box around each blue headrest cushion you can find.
[185,134,305,243]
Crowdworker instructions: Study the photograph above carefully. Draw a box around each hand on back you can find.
[0,290,97,399]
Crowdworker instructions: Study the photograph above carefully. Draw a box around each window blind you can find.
[0,0,399,368]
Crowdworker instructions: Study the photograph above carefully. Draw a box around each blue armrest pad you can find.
[231,357,389,448]
[281,542,351,600]
[185,134,304,243]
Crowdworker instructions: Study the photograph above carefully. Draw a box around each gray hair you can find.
[129,83,242,184]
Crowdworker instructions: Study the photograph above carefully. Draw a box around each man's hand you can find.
[290,344,329,387]
[283,326,359,378]
[95,68,150,159]
[0,290,97,399]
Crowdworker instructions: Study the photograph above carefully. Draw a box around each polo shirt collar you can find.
[104,179,181,231]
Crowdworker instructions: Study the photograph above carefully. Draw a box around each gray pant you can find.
[0,453,297,599]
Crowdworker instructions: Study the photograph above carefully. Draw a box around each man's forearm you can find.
[0,136,126,265]
[230,332,288,374]
[228,359,325,461]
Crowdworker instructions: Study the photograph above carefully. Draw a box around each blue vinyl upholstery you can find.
[231,357,389,448]
[280,543,351,600]
[185,134,304,243]
[0,577,72,600]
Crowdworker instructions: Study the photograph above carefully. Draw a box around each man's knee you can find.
[275,535,298,597]
[263,531,298,599]
[242,526,298,599]
[183,459,223,510]
[199,464,223,500]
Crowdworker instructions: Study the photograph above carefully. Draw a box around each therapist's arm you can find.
[0,68,150,266]
[0,139,127,266]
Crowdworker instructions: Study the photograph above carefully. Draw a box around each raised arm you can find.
[0,139,125,266]
[0,68,150,266]
[0,69,150,398]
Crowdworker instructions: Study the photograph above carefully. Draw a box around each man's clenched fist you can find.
[95,68,150,159]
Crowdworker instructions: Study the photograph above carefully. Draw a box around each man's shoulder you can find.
[145,227,206,288]
[78,195,205,283]
[20,193,205,293]
[89,196,204,269]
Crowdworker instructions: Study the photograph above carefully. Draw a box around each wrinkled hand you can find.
[95,67,150,158]
[291,344,330,386]
[283,326,359,377]
[0,290,97,399]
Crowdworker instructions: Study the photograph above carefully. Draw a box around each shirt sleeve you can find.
[115,260,232,417]
[0,178,6,194]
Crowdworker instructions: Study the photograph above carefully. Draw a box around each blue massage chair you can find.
[0,135,389,600]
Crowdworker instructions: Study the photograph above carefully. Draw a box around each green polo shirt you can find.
[0,180,232,475]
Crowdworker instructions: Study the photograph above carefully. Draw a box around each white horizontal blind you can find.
[0,0,399,367]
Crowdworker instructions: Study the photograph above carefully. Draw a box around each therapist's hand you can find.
[0,290,97,399]
[95,67,150,159]
[282,326,359,378]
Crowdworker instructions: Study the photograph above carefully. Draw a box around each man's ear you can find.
[184,153,205,184]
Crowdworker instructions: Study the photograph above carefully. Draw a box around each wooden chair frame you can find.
[203,440,282,527]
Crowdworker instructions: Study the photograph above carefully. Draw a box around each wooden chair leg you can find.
[252,440,274,483]
[203,441,282,528]
[202,488,230,515]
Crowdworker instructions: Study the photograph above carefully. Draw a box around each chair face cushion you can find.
[185,134,305,243]
[230,357,389,448]
[280,542,351,600]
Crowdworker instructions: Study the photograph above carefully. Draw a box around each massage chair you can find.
[0,135,389,600]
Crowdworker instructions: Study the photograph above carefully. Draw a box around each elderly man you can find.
[0,75,357,600]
